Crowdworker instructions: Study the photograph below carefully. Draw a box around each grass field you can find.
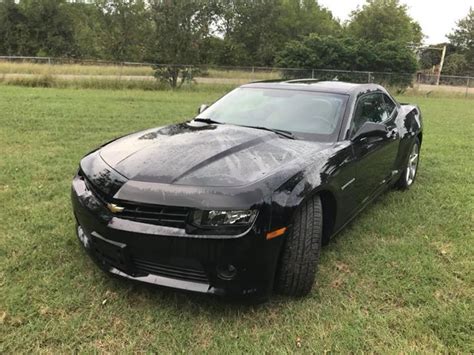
[0,62,279,80]
[1,85,473,352]
[0,61,154,76]
[1,62,473,97]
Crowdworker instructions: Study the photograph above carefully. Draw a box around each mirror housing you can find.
[351,122,387,142]
[198,104,208,114]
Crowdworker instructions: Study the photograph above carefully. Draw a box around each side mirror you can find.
[351,121,387,142]
[198,104,208,114]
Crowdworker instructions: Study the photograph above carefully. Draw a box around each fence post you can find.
[466,77,470,98]
[312,69,314,79]
[367,71,371,83]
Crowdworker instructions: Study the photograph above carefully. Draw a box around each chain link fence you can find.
[0,56,472,96]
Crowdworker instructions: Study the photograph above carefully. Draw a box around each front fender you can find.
[269,152,339,231]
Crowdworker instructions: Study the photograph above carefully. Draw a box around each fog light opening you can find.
[77,225,90,249]
[216,264,237,280]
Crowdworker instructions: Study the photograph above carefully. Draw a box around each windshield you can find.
[196,87,348,141]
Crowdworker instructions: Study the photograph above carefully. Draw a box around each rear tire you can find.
[275,195,323,297]
[396,137,420,190]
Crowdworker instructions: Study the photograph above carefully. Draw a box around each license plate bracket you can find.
[90,232,133,275]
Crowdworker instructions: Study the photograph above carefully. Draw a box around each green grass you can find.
[1,86,473,352]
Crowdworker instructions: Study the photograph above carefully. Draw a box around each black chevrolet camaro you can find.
[71,80,423,301]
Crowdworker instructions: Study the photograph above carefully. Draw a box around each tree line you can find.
[0,0,472,77]
[419,8,474,76]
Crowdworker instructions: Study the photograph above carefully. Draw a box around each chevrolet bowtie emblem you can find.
[107,203,124,213]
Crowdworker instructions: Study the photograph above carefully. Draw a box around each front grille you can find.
[82,173,190,228]
[131,258,208,283]
[117,201,190,228]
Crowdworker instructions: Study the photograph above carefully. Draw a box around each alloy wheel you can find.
[406,142,419,186]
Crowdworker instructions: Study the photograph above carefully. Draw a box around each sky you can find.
[318,0,474,44]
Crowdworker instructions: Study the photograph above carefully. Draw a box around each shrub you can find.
[153,65,201,88]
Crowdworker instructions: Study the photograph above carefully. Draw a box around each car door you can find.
[349,92,400,207]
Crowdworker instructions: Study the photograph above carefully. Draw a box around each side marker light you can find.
[266,227,287,240]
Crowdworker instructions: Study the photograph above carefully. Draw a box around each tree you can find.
[371,39,417,73]
[275,35,356,70]
[443,53,469,75]
[67,2,105,59]
[0,0,30,56]
[219,0,285,66]
[347,0,423,46]
[447,8,474,74]
[279,0,341,39]
[219,0,340,66]
[200,36,248,66]
[418,44,451,70]
[20,0,77,57]
[96,0,151,62]
[147,0,220,87]
[276,34,417,87]
[276,34,416,72]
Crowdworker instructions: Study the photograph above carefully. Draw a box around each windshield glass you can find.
[196,87,348,141]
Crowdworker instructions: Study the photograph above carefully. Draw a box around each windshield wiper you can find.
[193,118,224,124]
[193,119,295,139]
[239,125,295,139]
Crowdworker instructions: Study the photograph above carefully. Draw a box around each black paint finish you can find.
[71,81,423,300]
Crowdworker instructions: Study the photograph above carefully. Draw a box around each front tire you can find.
[275,195,323,297]
[396,137,420,190]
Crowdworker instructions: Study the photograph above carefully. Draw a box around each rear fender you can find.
[400,104,423,135]
[395,104,423,170]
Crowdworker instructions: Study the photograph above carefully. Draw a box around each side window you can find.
[351,93,386,135]
[382,94,396,118]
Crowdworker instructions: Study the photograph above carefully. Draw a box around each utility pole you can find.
[417,45,447,86]
[436,45,447,86]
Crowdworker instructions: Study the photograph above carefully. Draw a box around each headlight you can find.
[192,210,258,227]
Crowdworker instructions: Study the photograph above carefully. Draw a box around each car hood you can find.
[99,122,331,187]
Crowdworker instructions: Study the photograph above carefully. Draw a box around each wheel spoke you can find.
[405,143,419,186]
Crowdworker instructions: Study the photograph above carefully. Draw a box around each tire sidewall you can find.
[274,195,323,296]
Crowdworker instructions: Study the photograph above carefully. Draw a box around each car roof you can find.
[241,80,384,95]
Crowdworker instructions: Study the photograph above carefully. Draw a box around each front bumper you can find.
[71,175,284,300]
